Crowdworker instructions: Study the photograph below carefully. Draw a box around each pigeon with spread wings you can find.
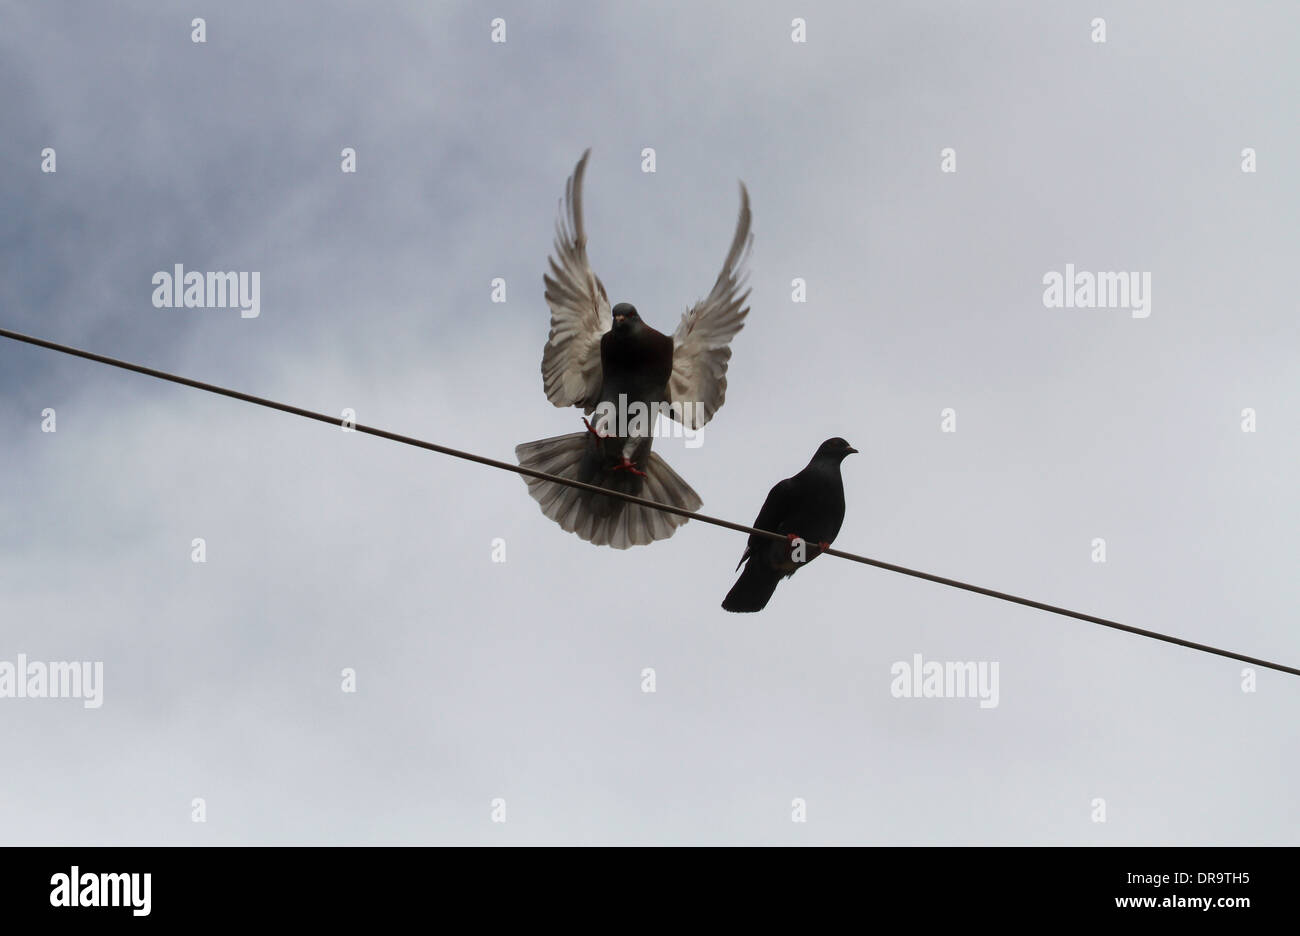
[516,149,753,548]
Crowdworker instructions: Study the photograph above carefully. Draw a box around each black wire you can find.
[3,325,1296,678]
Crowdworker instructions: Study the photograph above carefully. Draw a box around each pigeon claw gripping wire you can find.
[781,534,829,561]
[611,457,647,478]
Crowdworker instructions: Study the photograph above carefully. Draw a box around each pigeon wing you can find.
[541,149,612,412]
[667,182,753,430]
[736,475,796,570]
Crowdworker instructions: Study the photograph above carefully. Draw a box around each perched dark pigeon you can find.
[516,149,753,548]
[722,438,858,612]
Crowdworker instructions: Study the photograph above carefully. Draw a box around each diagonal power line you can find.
[2,324,1297,678]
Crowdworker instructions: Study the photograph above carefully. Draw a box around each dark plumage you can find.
[722,438,858,613]
[572,302,678,524]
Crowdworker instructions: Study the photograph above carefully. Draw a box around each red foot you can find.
[611,457,647,478]
[582,417,606,440]
[785,534,828,562]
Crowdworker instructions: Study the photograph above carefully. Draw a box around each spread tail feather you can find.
[721,559,782,613]
[515,432,702,549]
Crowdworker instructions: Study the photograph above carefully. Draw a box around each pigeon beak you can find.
[846,446,859,455]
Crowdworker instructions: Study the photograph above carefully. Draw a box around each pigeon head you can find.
[815,437,859,461]
[611,303,640,331]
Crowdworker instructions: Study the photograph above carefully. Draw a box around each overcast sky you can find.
[1,0,1297,844]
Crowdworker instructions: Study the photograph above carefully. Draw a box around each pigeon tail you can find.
[721,559,782,613]
[515,431,701,549]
